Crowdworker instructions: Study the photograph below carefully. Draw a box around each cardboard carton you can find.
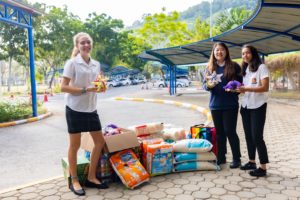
[61,156,89,187]
[81,130,139,153]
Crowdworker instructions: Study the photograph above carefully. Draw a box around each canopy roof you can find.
[2,0,42,15]
[139,0,300,66]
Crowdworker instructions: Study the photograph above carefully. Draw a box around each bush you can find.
[0,98,47,123]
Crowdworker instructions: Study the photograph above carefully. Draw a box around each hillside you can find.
[180,0,257,22]
[127,0,257,30]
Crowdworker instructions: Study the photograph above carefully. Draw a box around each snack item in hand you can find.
[92,75,107,92]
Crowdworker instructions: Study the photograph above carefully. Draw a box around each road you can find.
[0,85,204,190]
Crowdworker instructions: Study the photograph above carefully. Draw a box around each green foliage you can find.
[53,83,61,93]
[0,98,47,123]
[189,18,220,41]
[34,6,83,88]
[135,11,192,48]
[215,7,252,33]
[84,13,124,67]
[35,71,44,84]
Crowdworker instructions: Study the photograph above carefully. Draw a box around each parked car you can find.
[119,78,131,86]
[153,78,187,88]
[130,77,138,85]
[135,77,146,84]
[176,75,191,86]
[106,79,118,88]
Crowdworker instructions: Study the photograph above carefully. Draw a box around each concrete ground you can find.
[0,88,300,200]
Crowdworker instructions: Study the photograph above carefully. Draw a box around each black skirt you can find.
[66,106,102,134]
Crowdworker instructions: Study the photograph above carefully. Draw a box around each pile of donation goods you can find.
[62,122,219,189]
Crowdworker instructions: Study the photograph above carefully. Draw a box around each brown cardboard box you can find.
[81,130,139,153]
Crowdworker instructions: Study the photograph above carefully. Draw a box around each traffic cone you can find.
[43,91,48,102]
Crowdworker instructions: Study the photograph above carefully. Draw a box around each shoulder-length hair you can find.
[241,44,262,76]
[207,42,239,81]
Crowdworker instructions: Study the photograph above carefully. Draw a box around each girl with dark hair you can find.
[203,42,242,168]
[237,44,269,177]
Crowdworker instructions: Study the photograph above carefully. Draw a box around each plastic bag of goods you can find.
[110,149,149,189]
[173,139,212,153]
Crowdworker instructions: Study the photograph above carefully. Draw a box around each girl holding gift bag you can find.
[237,45,269,177]
[61,32,108,196]
[203,42,242,168]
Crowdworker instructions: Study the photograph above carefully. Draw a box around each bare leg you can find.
[68,133,82,190]
[88,131,105,184]
[260,164,267,170]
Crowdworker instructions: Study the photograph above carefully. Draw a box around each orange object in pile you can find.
[110,149,149,189]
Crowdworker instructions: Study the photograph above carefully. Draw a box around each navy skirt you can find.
[65,106,102,134]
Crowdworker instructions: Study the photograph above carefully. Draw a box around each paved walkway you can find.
[1,89,300,200]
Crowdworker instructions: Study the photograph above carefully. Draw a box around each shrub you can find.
[0,98,47,123]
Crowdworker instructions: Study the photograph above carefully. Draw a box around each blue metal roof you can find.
[139,0,300,66]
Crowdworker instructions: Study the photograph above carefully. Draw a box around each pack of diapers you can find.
[146,143,173,176]
[173,139,213,153]
[110,149,149,189]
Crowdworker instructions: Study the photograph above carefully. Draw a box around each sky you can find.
[29,0,204,26]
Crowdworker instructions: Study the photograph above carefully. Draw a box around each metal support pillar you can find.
[28,27,38,117]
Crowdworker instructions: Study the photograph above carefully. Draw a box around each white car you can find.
[106,79,118,88]
[153,78,187,88]
[119,78,131,86]
[135,77,146,84]
[176,75,191,86]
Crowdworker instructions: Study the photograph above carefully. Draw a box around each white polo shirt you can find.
[241,64,269,109]
[63,54,100,112]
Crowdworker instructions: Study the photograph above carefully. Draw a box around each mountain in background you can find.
[127,0,257,30]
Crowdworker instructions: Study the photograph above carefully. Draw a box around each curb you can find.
[114,97,212,125]
[0,112,52,128]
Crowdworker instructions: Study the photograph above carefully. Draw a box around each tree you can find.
[34,6,83,88]
[267,53,300,91]
[0,24,27,91]
[215,7,252,33]
[84,13,124,68]
[190,18,220,42]
[135,10,192,48]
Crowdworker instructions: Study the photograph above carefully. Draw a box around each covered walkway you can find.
[140,0,300,65]
[139,0,300,95]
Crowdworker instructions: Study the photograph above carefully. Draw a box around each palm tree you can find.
[215,7,252,33]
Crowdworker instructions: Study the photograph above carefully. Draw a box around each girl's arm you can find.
[238,77,269,93]
[61,77,98,95]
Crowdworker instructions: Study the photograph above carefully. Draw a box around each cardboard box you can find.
[81,131,139,153]
[61,156,90,187]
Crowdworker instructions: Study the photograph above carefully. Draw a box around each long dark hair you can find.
[207,42,239,81]
[241,44,262,76]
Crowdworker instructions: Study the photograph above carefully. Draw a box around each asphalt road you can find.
[0,85,203,190]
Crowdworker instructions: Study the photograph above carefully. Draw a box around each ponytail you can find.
[71,47,79,58]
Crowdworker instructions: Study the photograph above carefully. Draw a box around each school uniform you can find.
[63,54,102,134]
[204,63,242,163]
[240,64,269,164]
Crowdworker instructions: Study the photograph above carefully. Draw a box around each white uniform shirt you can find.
[241,64,269,109]
[63,54,100,112]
